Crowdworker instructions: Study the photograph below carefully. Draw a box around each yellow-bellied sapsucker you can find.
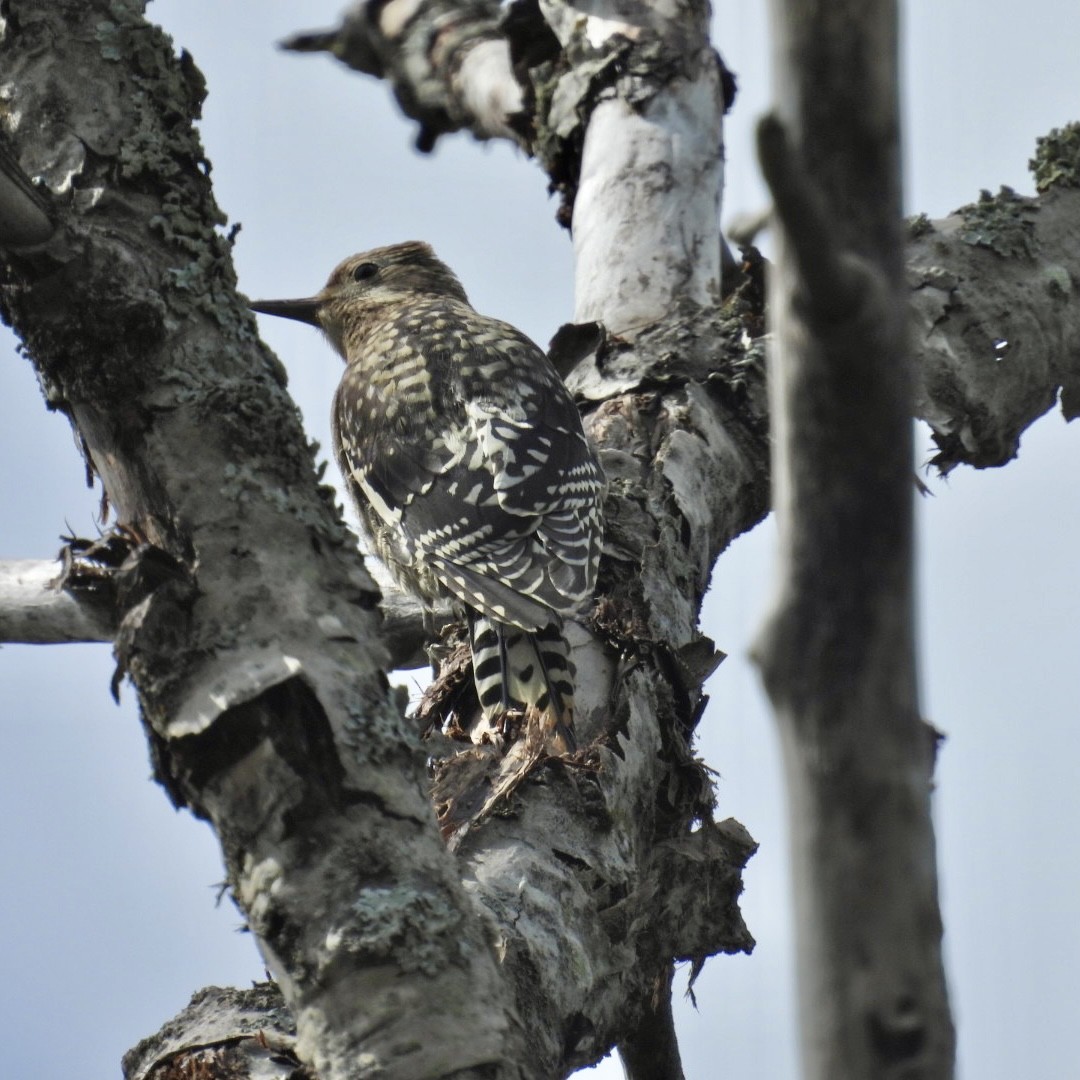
[251,242,604,752]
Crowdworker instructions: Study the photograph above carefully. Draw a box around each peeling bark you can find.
[1,3,757,1077]
[1,4,515,1078]
[4,0,1076,1077]
[536,0,726,329]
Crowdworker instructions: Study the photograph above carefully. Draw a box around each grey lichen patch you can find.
[150,188,244,335]
[220,462,290,509]
[341,884,465,975]
[217,458,354,551]
[339,690,422,763]
[1043,264,1073,298]
[94,19,125,62]
[1030,123,1080,193]
[906,212,934,240]
[956,187,1038,260]
[193,358,308,458]
[93,2,243,336]
[96,14,204,180]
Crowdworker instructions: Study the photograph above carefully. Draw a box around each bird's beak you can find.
[249,296,322,326]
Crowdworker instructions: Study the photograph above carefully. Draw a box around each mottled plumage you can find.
[251,242,604,750]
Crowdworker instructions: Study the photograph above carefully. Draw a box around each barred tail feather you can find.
[469,614,577,752]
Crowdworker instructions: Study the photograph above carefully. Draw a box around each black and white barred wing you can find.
[464,395,604,610]
[340,390,602,632]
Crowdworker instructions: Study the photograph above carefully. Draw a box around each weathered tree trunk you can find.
[0,3,757,1077]
[1,5,520,1079]
[753,2,954,1077]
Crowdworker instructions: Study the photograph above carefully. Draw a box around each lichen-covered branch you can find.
[9,0,1073,1075]
[1,4,514,1078]
[908,139,1080,471]
[754,2,954,1077]
[1,2,758,1078]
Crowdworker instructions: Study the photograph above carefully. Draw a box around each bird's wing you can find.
[461,397,604,608]
[452,324,606,606]
[335,338,603,629]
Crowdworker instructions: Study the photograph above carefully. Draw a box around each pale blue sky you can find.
[2,3,1078,1077]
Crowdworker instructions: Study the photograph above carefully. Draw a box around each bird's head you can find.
[249,241,469,358]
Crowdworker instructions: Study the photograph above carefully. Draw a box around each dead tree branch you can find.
[1,4,516,1077]
[752,2,955,1077]
[1,2,756,1077]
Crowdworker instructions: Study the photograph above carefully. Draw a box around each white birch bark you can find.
[2,5,516,1078]
[536,1,724,331]
[1,4,754,1078]
[0,559,113,642]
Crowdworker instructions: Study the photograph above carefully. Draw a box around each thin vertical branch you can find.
[753,2,954,1077]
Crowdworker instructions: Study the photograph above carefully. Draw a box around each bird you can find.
[250,241,604,753]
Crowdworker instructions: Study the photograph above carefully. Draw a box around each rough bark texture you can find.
[1,3,755,1078]
[908,173,1080,472]
[122,984,300,1080]
[0,4,516,1078]
[754,2,954,1078]
[3,0,1079,1077]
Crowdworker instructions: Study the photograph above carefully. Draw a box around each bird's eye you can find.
[352,262,379,282]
